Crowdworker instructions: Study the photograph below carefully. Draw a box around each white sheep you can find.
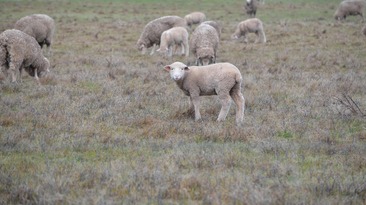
[14,14,55,54]
[201,21,221,39]
[156,27,189,57]
[232,18,266,44]
[184,12,206,27]
[0,29,50,83]
[190,24,220,66]
[136,16,187,55]
[334,0,365,21]
[164,62,245,125]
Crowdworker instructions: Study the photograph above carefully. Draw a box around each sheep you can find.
[184,12,206,27]
[163,62,245,125]
[156,27,189,57]
[201,21,221,39]
[244,0,259,17]
[190,24,220,66]
[334,0,365,21]
[136,16,187,55]
[14,14,55,54]
[363,24,366,35]
[232,18,266,44]
[0,29,50,83]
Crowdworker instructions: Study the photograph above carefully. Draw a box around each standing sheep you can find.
[201,21,221,39]
[136,16,187,55]
[157,27,189,57]
[334,0,365,21]
[190,24,220,66]
[232,18,266,44]
[163,62,245,125]
[0,29,50,83]
[244,0,259,17]
[14,14,55,54]
[184,12,206,27]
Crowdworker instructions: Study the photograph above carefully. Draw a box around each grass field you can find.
[0,0,366,204]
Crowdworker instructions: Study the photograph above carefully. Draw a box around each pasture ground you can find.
[0,0,366,204]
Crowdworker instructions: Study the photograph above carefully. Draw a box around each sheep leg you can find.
[217,94,232,122]
[149,44,156,55]
[190,95,201,121]
[230,90,245,125]
[168,45,173,57]
[9,61,21,83]
[184,41,189,57]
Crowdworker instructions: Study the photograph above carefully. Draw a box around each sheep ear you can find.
[164,65,171,72]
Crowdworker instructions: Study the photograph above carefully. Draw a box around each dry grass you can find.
[0,0,366,204]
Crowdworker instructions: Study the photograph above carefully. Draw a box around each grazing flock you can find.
[0,0,365,124]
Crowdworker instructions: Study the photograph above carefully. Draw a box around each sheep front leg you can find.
[190,95,201,121]
[150,44,156,55]
[217,94,232,122]
[9,61,21,83]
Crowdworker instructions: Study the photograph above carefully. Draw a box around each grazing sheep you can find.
[201,21,221,39]
[156,27,189,57]
[14,14,55,53]
[334,0,365,21]
[362,24,366,35]
[244,0,259,17]
[0,29,50,83]
[164,62,245,125]
[232,18,266,43]
[136,16,187,55]
[190,24,220,66]
[184,12,206,27]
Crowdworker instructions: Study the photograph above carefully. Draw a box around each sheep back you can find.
[201,21,221,38]
[14,14,55,48]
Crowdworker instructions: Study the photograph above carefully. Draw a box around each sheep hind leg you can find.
[9,61,21,83]
[230,89,245,125]
[217,94,232,122]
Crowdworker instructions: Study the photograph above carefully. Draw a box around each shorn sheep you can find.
[164,62,245,125]
[136,16,187,55]
[201,21,221,39]
[244,0,259,17]
[334,0,365,21]
[184,12,206,27]
[0,29,50,83]
[14,14,55,54]
[232,18,266,43]
[190,24,220,66]
[156,27,189,57]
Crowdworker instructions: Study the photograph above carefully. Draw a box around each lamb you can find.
[190,24,220,66]
[14,14,55,53]
[334,0,365,21]
[244,0,259,17]
[163,62,245,125]
[232,18,266,43]
[136,16,187,55]
[184,12,206,27]
[0,29,50,83]
[156,27,189,57]
[201,21,221,39]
